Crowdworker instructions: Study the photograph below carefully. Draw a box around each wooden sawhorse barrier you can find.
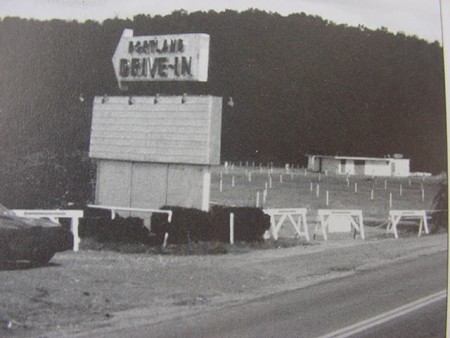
[387,210,429,239]
[263,208,309,241]
[315,209,365,240]
[12,209,84,252]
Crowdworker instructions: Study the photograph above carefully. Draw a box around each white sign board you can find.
[112,29,209,87]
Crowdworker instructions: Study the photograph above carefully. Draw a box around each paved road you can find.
[349,295,447,338]
[70,252,447,338]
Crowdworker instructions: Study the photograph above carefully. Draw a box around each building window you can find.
[355,160,365,165]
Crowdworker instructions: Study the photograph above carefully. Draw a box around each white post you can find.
[408,178,411,186]
[316,184,320,197]
[421,189,425,202]
[256,191,260,207]
[389,193,392,208]
[400,184,403,196]
[248,171,252,182]
[280,174,283,183]
[354,182,358,193]
[310,182,313,192]
[263,189,267,203]
[232,176,235,187]
[371,189,374,200]
[269,176,272,188]
[71,218,80,252]
[325,170,328,177]
[220,179,223,192]
[304,168,307,176]
[220,171,223,180]
[265,182,268,190]
[326,190,329,206]
[291,172,294,180]
[347,178,350,187]
[229,213,234,245]
[162,232,169,250]
[384,180,387,190]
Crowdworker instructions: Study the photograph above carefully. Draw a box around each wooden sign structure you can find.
[90,30,220,220]
[387,210,429,239]
[89,95,222,215]
[315,209,365,240]
[263,208,310,241]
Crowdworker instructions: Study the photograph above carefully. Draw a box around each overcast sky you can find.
[0,0,444,43]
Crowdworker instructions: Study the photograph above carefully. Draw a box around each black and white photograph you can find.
[0,0,448,337]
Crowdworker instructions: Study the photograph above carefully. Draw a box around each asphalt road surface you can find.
[70,252,447,338]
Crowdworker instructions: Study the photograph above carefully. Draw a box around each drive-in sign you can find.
[112,29,209,87]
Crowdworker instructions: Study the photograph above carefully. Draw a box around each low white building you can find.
[306,155,410,177]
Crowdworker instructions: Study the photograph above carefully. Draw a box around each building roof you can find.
[306,155,409,162]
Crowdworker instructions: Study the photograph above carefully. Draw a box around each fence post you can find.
[230,213,234,245]
[162,232,169,250]
[71,218,80,252]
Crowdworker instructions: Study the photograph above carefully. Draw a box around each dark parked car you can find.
[0,204,73,264]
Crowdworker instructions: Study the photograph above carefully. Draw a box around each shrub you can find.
[432,181,448,230]
[209,206,271,242]
[150,206,210,245]
[78,206,150,244]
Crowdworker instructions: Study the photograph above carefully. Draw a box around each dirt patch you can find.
[0,232,447,337]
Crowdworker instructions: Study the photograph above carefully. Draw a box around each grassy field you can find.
[210,164,444,225]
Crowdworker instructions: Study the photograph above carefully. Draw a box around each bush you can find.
[150,206,270,244]
[78,206,151,244]
[432,181,448,230]
[209,206,270,242]
[150,206,210,244]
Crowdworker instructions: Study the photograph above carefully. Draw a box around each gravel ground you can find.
[0,228,447,338]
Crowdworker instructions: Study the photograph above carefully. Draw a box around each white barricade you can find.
[315,209,365,240]
[263,208,309,241]
[387,210,429,239]
[12,209,84,252]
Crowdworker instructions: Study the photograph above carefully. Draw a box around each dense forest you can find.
[0,9,446,208]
